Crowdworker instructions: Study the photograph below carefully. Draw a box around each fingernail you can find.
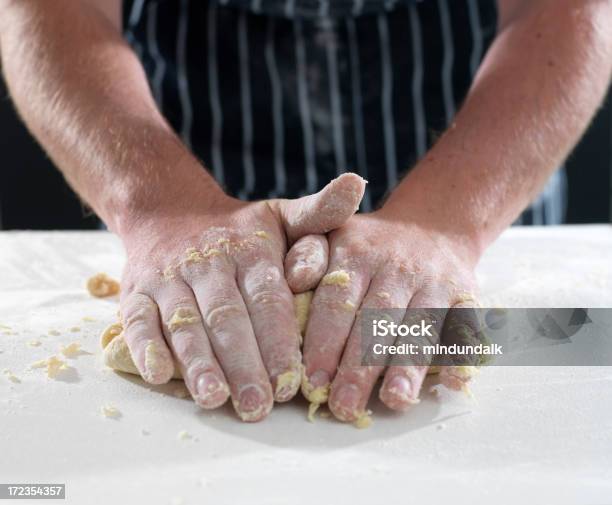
[333,383,361,421]
[196,373,228,408]
[387,375,412,400]
[308,369,330,389]
[382,375,420,410]
[236,385,269,422]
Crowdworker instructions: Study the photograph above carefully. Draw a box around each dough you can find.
[294,291,313,339]
[86,273,120,298]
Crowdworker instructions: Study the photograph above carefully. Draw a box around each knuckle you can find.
[122,293,156,329]
[250,289,289,307]
[184,356,217,378]
[203,299,244,329]
[242,263,283,295]
[171,333,204,362]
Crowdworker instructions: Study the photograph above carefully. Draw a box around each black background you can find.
[0,77,610,230]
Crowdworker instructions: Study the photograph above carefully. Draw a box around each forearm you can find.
[384,0,612,258]
[0,0,223,236]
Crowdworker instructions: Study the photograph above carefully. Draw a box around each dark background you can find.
[0,77,610,230]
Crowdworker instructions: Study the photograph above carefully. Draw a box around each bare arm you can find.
[384,0,612,257]
[0,0,224,236]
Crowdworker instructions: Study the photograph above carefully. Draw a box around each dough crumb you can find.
[183,247,203,263]
[143,340,167,378]
[321,270,351,287]
[101,405,121,419]
[48,330,61,337]
[275,368,301,399]
[177,430,192,441]
[3,369,21,383]
[82,316,96,323]
[307,402,320,423]
[86,273,120,298]
[353,410,373,429]
[377,291,391,299]
[70,326,81,333]
[163,265,176,281]
[60,342,82,357]
[31,356,69,379]
[254,230,269,239]
[202,248,222,259]
[302,369,330,422]
[168,308,200,332]
[27,340,42,347]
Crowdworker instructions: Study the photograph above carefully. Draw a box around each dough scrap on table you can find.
[86,273,120,298]
[101,405,121,418]
[60,342,82,357]
[30,356,69,379]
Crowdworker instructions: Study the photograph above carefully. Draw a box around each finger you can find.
[438,296,483,392]
[236,257,302,402]
[327,272,413,423]
[275,173,366,242]
[120,291,175,385]
[379,289,449,411]
[301,254,371,407]
[155,282,230,409]
[189,267,274,422]
[284,235,329,293]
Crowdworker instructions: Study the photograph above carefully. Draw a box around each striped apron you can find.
[124,0,566,224]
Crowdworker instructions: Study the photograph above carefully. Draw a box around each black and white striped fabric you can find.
[124,0,567,224]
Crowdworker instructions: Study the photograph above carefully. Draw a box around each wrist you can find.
[379,191,485,268]
[104,156,230,240]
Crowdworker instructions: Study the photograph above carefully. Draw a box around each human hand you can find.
[298,208,482,423]
[117,173,366,422]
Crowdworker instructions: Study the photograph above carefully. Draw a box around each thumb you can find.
[274,173,366,243]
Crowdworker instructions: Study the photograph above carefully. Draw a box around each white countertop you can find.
[1,226,611,504]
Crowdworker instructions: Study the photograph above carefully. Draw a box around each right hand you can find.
[118,173,365,422]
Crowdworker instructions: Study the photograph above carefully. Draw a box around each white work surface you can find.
[1,226,611,504]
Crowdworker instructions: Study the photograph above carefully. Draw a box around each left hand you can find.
[296,208,482,422]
